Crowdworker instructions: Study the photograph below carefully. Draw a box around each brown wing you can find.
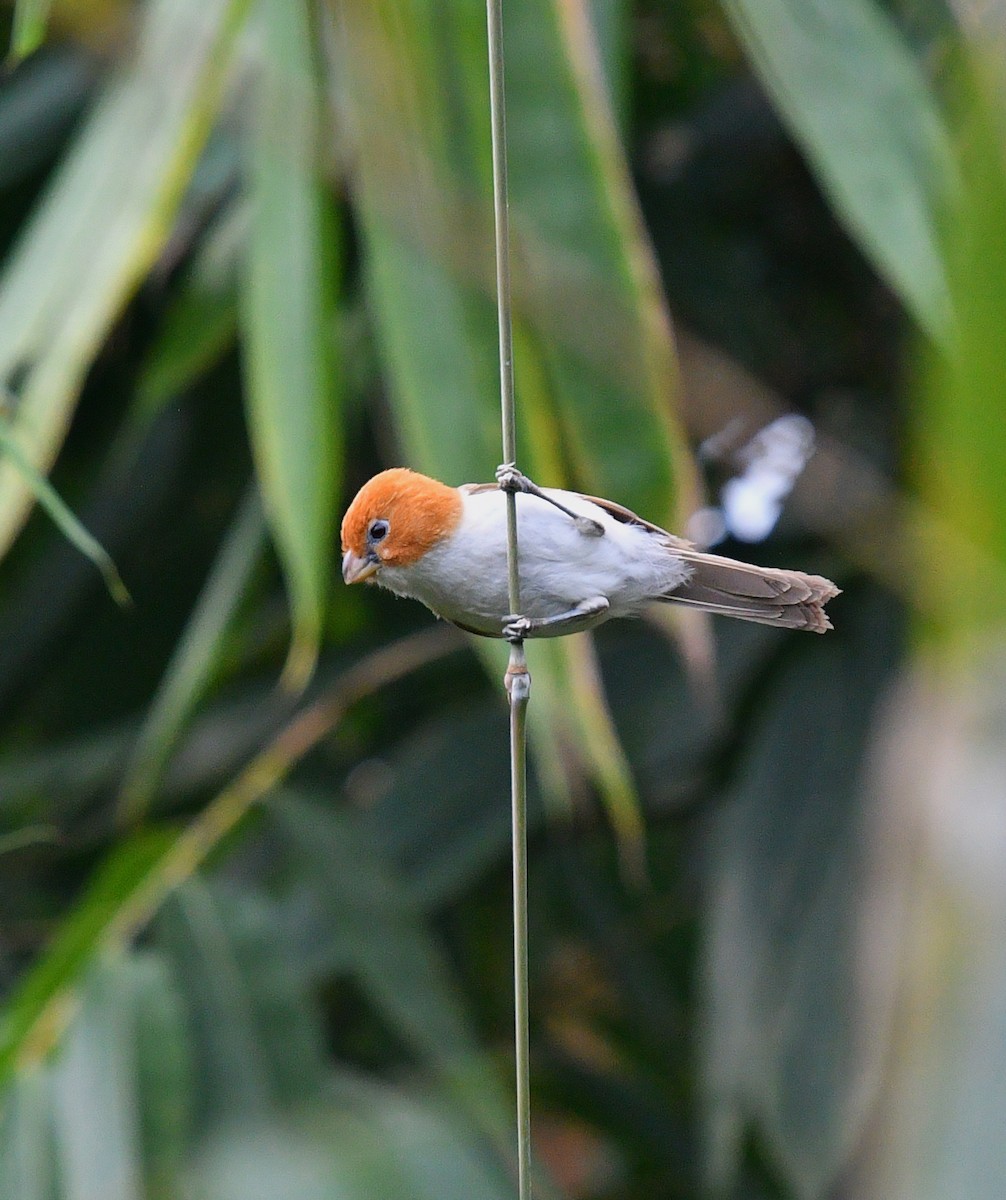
[582,493,839,633]
[576,492,691,545]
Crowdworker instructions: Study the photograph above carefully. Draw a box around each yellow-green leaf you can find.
[242,0,341,690]
[0,0,252,566]
[9,0,53,62]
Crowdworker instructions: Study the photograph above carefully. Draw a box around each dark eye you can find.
[368,519,389,543]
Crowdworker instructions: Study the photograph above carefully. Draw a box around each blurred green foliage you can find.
[0,1,1003,1198]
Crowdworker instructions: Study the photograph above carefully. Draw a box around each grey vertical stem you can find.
[486,0,532,1196]
[508,669,530,1200]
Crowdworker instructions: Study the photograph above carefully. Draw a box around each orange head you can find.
[340,468,463,584]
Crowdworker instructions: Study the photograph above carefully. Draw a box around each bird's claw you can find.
[503,613,533,642]
[495,463,531,494]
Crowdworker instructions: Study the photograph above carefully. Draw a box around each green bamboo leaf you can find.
[158,879,323,1118]
[9,953,193,1200]
[269,791,519,1172]
[129,954,192,1197]
[242,0,341,691]
[0,0,252,568]
[586,0,631,132]
[133,199,247,435]
[507,0,691,522]
[720,0,955,342]
[9,0,52,63]
[117,486,266,824]
[0,831,176,1090]
[271,793,482,1068]
[0,826,58,856]
[553,636,644,881]
[857,658,1006,1200]
[0,416,129,606]
[915,72,1006,645]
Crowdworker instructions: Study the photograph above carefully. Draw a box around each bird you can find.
[340,466,839,640]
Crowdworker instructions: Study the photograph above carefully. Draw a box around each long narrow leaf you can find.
[702,603,899,1196]
[133,199,247,439]
[117,486,266,823]
[0,0,252,566]
[0,1071,58,1200]
[270,791,524,1180]
[128,954,192,1195]
[158,881,296,1119]
[9,0,53,63]
[51,960,147,1200]
[0,415,129,606]
[720,0,955,341]
[0,831,177,1088]
[242,0,341,690]
[915,73,1006,641]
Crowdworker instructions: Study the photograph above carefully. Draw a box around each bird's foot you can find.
[494,463,604,537]
[502,597,610,641]
[495,463,531,493]
[503,613,533,643]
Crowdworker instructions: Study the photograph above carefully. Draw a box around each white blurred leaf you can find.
[857,651,1006,1200]
[51,958,146,1200]
[0,1069,58,1200]
[702,598,900,1198]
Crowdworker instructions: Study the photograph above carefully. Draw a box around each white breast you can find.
[377,487,691,635]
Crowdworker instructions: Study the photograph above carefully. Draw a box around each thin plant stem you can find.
[509,678,531,1197]
[486,0,532,1195]
[486,0,515,472]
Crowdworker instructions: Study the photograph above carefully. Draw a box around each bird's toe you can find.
[502,613,532,642]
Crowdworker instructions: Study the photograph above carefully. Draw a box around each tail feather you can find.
[661,550,840,633]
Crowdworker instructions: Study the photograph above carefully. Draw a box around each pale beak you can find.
[342,549,380,585]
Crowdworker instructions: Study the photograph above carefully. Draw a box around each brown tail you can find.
[661,549,840,633]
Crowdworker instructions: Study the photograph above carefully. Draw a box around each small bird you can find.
[341,467,838,640]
